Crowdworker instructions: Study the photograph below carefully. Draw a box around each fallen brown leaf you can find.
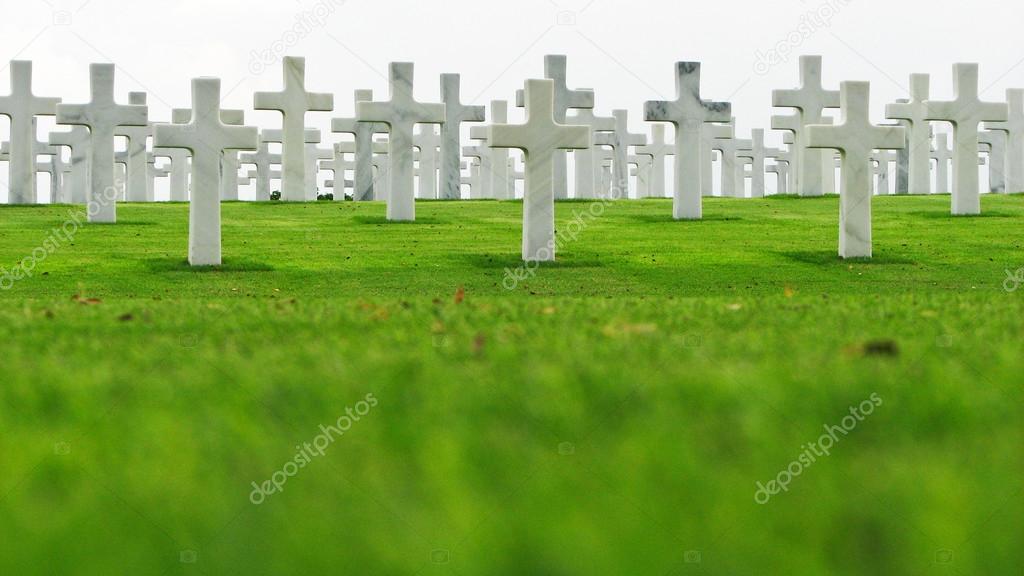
[72,294,102,306]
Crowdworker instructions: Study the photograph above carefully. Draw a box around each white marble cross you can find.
[439,74,485,200]
[507,156,524,197]
[237,174,254,198]
[466,159,482,197]
[605,110,646,199]
[147,155,171,199]
[645,62,732,219]
[34,136,64,203]
[768,161,790,195]
[600,160,614,198]
[220,110,245,201]
[333,89,389,202]
[515,56,594,200]
[414,124,441,199]
[629,154,653,198]
[239,135,280,201]
[931,133,953,194]
[59,162,74,203]
[891,111,912,194]
[114,92,153,202]
[152,146,189,201]
[305,142,333,200]
[566,107,615,199]
[985,89,1024,194]
[772,136,797,194]
[764,145,784,196]
[48,126,90,204]
[254,56,333,202]
[710,121,741,198]
[32,158,58,203]
[371,138,391,201]
[770,112,803,194]
[773,55,840,197]
[467,126,497,197]
[737,129,768,198]
[264,131,316,191]
[263,127,320,148]
[0,61,61,205]
[477,101,511,199]
[173,107,247,201]
[819,118,838,195]
[358,62,446,221]
[870,150,897,195]
[321,141,355,200]
[489,79,590,262]
[885,74,932,195]
[591,137,616,198]
[462,142,492,199]
[631,150,654,199]
[701,123,731,197]
[777,114,836,197]
[114,157,127,200]
[57,64,148,223]
[978,130,1007,193]
[735,154,752,197]
[318,155,341,198]
[323,177,353,193]
[154,78,257,266]
[458,160,473,196]
[806,81,906,259]
[246,168,281,195]
[924,64,1008,215]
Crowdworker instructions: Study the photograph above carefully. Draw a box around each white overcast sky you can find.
[1,0,1023,199]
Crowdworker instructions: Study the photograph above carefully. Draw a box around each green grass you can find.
[1,195,1022,575]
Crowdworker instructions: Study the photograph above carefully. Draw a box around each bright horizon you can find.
[1,0,1022,199]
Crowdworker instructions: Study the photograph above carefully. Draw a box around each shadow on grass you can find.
[777,250,917,266]
[238,201,372,209]
[143,257,275,273]
[629,213,743,224]
[456,253,605,270]
[352,215,447,225]
[907,210,1017,220]
[763,194,836,201]
[108,220,161,226]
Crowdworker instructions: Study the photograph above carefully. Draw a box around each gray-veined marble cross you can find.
[806,81,906,259]
[645,62,731,219]
[923,63,1007,215]
[0,60,61,204]
[489,79,590,262]
[358,62,445,221]
[254,56,333,202]
[154,78,257,266]
[57,63,148,223]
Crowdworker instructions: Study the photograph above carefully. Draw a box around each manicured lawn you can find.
[1,195,1022,575]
